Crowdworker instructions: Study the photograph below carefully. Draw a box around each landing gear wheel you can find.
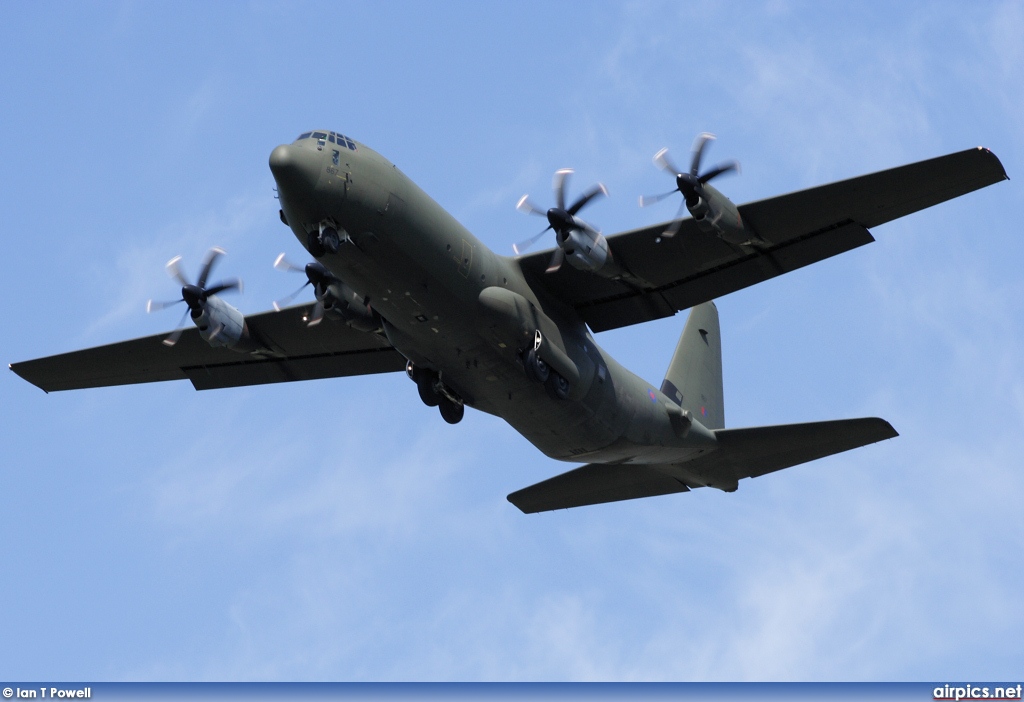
[523,348,550,383]
[438,397,464,424]
[408,363,441,407]
[417,377,441,407]
[545,371,570,400]
[307,230,326,258]
[321,227,341,254]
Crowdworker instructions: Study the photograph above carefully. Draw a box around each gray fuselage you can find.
[270,131,716,465]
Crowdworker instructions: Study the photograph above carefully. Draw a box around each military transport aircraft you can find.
[10,130,1007,513]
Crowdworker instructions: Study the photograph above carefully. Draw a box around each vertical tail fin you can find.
[660,301,724,430]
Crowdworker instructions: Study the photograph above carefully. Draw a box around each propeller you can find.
[514,168,607,273]
[639,132,740,237]
[272,253,339,326]
[146,247,242,346]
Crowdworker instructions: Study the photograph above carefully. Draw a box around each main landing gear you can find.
[521,332,570,400]
[407,362,465,424]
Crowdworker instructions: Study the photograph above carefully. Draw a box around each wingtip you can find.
[506,492,534,514]
[976,146,1009,180]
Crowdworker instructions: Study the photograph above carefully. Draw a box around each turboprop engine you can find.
[190,295,248,348]
[273,254,380,332]
[146,247,258,352]
[686,181,747,244]
[514,168,624,279]
[641,133,756,245]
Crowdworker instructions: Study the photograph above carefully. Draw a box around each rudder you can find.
[660,301,724,430]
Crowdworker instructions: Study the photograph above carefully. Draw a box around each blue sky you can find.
[1,1,1021,681]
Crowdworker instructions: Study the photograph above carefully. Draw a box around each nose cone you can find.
[269,143,322,193]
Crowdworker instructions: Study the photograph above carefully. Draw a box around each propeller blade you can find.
[512,226,552,255]
[273,252,306,273]
[146,298,183,313]
[165,256,188,287]
[567,183,608,216]
[545,246,565,274]
[307,300,325,327]
[638,190,678,208]
[203,278,242,297]
[690,132,716,176]
[162,307,191,347]
[273,280,312,311]
[699,160,740,183]
[516,194,547,217]
[653,147,681,176]
[552,168,573,211]
[575,218,601,237]
[196,247,226,289]
[662,199,689,239]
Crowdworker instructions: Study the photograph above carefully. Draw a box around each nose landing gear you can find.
[307,221,344,258]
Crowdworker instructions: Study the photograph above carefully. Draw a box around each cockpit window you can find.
[295,130,356,150]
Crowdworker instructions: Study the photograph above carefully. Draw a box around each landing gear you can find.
[407,361,439,406]
[523,347,549,383]
[306,224,341,258]
[320,226,341,254]
[545,371,570,400]
[522,337,570,400]
[438,396,464,424]
[407,361,464,423]
[307,230,325,258]
[417,376,441,407]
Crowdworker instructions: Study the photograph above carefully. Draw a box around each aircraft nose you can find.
[269,143,321,193]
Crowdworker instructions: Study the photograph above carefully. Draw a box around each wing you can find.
[507,417,897,513]
[10,305,407,393]
[518,147,1008,332]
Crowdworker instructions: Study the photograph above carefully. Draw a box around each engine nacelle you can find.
[192,296,257,352]
[688,183,749,245]
[560,228,623,279]
[322,281,381,332]
[563,228,609,272]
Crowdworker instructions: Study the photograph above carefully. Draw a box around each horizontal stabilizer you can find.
[508,417,897,513]
[692,417,897,483]
[507,464,689,514]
